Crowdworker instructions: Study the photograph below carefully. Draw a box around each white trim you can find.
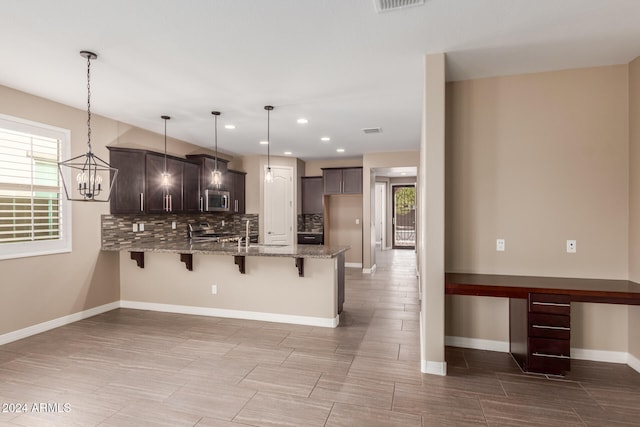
[571,348,628,364]
[445,335,510,353]
[0,301,119,346]
[445,335,640,370]
[345,262,363,268]
[363,263,377,274]
[120,300,339,328]
[628,353,640,374]
[421,360,447,376]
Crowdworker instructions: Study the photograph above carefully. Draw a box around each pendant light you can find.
[58,50,118,201]
[160,115,171,188]
[264,105,274,183]
[211,111,222,187]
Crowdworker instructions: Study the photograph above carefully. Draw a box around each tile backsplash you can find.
[297,213,324,233]
[102,213,258,249]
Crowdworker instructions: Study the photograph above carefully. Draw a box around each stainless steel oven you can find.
[205,189,230,212]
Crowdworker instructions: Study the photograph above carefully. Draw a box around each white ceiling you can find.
[1,0,639,161]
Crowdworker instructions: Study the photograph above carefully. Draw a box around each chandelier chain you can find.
[86,53,92,154]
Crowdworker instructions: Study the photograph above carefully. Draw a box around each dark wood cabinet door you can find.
[342,168,362,194]
[323,169,343,195]
[225,170,246,213]
[233,171,246,214]
[109,148,146,214]
[145,154,184,213]
[183,161,201,213]
[302,176,323,213]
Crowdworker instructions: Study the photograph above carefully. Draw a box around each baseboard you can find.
[421,360,447,376]
[627,353,640,374]
[0,301,120,346]
[362,264,377,274]
[445,335,640,371]
[445,335,510,353]
[571,347,628,364]
[120,300,340,328]
[345,262,363,269]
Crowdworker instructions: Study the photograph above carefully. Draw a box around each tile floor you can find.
[0,249,639,426]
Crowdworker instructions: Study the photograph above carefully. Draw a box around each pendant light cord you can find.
[267,107,270,168]
[214,113,218,170]
[86,54,92,154]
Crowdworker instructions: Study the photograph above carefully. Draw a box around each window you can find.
[0,113,71,260]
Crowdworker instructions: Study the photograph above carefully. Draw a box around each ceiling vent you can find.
[361,127,383,134]
[374,0,425,13]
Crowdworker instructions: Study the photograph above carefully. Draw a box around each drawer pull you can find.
[532,325,570,331]
[532,352,570,359]
[532,302,570,307]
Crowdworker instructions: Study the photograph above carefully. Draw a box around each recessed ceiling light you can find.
[321,137,331,142]
[284,151,292,155]
[297,118,308,124]
[336,148,345,153]
[259,140,269,145]
[224,124,235,129]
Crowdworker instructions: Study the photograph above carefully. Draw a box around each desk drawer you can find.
[529,293,571,315]
[529,313,570,340]
[528,352,570,375]
[529,337,570,357]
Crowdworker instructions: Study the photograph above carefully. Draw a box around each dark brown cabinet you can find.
[301,176,323,214]
[108,148,146,214]
[322,167,362,195]
[227,170,246,214]
[510,293,571,375]
[109,147,203,214]
[183,161,201,213]
[145,153,184,213]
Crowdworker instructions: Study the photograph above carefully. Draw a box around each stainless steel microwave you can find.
[205,189,230,211]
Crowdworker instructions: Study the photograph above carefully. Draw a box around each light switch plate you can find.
[171,221,176,230]
[139,223,145,232]
[132,223,138,233]
[496,239,505,252]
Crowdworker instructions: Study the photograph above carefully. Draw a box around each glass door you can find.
[392,185,416,249]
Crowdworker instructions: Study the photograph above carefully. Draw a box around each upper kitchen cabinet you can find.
[108,147,200,214]
[183,161,201,213]
[145,153,184,213]
[227,169,246,214]
[322,167,363,195]
[301,176,323,213]
[185,154,229,192]
[108,147,146,214]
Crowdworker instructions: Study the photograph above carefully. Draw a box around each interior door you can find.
[392,185,416,249]
[264,165,293,245]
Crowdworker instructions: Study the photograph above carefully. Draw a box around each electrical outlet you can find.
[567,240,576,253]
[355,218,360,225]
[496,239,505,252]
[139,223,144,232]
[132,223,138,233]
[221,220,225,227]
[171,221,177,230]
[211,285,217,295]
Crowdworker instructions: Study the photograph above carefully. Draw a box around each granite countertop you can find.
[102,239,349,259]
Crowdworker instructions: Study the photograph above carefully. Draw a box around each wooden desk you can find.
[445,273,640,375]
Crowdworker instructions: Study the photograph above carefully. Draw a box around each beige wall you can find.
[327,195,363,265]
[304,158,363,177]
[0,85,120,335]
[629,57,640,360]
[445,65,631,352]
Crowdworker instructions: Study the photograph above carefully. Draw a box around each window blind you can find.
[0,127,61,244]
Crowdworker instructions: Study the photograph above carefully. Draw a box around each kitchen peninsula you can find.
[102,239,349,328]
